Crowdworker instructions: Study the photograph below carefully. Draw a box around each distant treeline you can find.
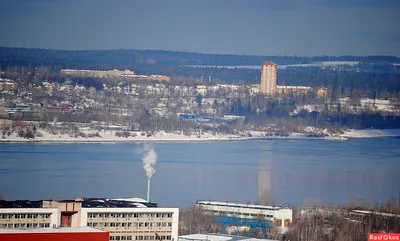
[1,47,399,71]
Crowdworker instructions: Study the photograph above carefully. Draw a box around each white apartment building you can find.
[0,198,179,241]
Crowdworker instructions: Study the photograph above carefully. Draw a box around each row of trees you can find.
[1,47,398,70]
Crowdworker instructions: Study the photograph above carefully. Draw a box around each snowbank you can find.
[341,129,400,138]
[0,130,348,143]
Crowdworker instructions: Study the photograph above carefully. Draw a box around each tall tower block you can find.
[260,62,277,95]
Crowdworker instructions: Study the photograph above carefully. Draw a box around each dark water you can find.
[0,138,399,207]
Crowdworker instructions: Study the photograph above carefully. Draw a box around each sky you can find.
[0,0,399,56]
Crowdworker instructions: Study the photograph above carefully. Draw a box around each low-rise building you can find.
[0,198,179,241]
[0,79,18,91]
[276,85,312,95]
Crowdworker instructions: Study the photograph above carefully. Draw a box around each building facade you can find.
[0,198,179,241]
[260,62,277,95]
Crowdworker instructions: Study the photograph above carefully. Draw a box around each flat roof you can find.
[0,227,107,234]
[179,234,279,241]
[0,197,157,209]
[195,201,290,211]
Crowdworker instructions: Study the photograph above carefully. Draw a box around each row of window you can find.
[0,223,50,228]
[0,213,51,219]
[88,213,173,219]
[110,235,172,240]
[87,222,172,228]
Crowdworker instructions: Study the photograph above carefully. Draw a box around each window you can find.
[45,223,50,227]
[167,236,171,240]
[167,213,172,218]
[111,223,116,227]
[167,223,172,227]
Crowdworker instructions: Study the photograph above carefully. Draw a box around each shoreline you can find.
[0,129,399,144]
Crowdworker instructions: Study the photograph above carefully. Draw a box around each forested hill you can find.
[1,47,399,72]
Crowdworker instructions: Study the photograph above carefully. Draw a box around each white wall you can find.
[0,208,59,227]
[80,207,179,240]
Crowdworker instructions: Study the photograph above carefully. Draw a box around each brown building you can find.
[260,62,277,95]
[0,79,18,91]
[147,75,170,82]
[317,88,328,98]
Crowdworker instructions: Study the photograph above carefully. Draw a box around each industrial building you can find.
[0,227,109,241]
[195,201,292,229]
[0,197,179,241]
[178,233,279,241]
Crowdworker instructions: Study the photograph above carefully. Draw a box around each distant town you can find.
[0,48,400,142]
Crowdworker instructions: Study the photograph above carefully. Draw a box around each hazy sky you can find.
[0,0,399,56]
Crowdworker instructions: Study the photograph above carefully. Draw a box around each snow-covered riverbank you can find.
[1,128,399,143]
[340,129,400,138]
[0,130,348,143]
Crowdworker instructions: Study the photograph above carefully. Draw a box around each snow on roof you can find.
[179,234,279,241]
[0,227,106,234]
[196,201,288,210]
[111,198,148,203]
[132,203,148,208]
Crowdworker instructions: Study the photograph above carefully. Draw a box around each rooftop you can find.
[0,227,107,234]
[178,234,279,241]
[0,197,157,209]
[196,201,290,211]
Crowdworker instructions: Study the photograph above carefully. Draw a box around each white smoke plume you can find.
[140,143,157,179]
